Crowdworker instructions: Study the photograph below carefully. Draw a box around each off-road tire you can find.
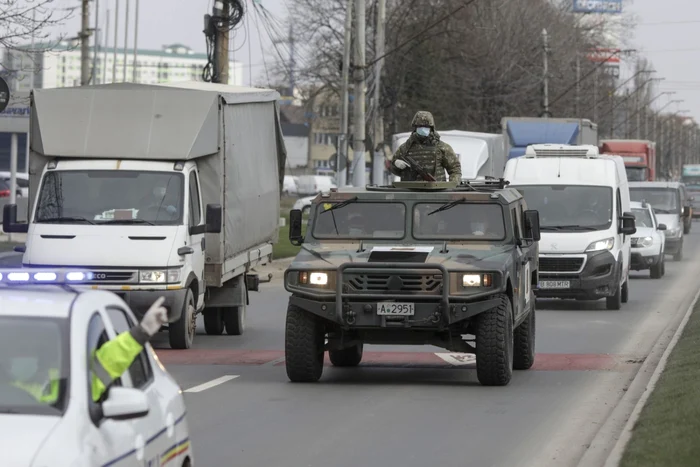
[203,308,225,335]
[169,288,196,349]
[606,275,622,310]
[650,258,663,279]
[513,294,536,370]
[223,306,246,335]
[621,278,629,303]
[475,294,514,386]
[329,343,364,367]
[285,303,325,382]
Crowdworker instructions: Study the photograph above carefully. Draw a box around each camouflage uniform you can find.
[388,111,462,182]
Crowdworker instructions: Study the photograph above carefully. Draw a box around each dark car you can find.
[0,179,21,198]
[283,179,541,387]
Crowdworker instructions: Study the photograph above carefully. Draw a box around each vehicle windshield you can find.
[681,176,700,189]
[625,167,647,181]
[35,170,184,225]
[631,208,654,228]
[312,202,405,239]
[0,317,69,416]
[413,203,506,240]
[629,188,680,214]
[510,185,613,231]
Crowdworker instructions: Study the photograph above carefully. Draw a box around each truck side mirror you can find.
[523,210,541,242]
[620,212,637,235]
[3,204,28,233]
[289,209,304,246]
[658,223,667,231]
[205,204,222,233]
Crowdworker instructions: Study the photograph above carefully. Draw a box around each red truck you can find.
[599,139,656,181]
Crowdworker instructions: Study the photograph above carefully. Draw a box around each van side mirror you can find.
[523,210,541,242]
[190,204,222,235]
[3,204,28,233]
[658,223,667,231]
[289,209,304,246]
[620,212,637,235]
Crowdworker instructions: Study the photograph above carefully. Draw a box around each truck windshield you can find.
[0,317,69,416]
[631,208,654,228]
[312,202,405,239]
[413,203,506,240]
[35,170,184,225]
[625,167,647,181]
[681,176,700,189]
[630,188,680,214]
[511,185,613,231]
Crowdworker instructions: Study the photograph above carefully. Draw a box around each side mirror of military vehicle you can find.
[658,223,667,231]
[2,204,28,233]
[289,209,304,246]
[523,210,541,242]
[620,212,637,235]
[683,206,691,217]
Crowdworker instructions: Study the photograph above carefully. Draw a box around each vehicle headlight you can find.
[462,273,493,287]
[585,237,615,252]
[139,269,180,284]
[665,226,681,238]
[299,271,329,286]
[640,236,653,247]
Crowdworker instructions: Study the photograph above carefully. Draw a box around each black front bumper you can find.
[535,250,619,300]
[664,236,683,255]
[631,252,661,270]
[286,262,503,330]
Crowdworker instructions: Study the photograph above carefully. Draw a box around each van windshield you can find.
[35,170,185,226]
[629,188,680,214]
[511,185,613,232]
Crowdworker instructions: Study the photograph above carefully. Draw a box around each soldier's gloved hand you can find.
[140,296,168,337]
[394,160,410,170]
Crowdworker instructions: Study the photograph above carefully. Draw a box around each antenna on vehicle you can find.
[440,240,449,254]
[357,239,365,253]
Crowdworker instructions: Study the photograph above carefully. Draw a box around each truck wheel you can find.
[285,304,325,382]
[606,276,622,310]
[203,308,225,335]
[513,295,535,370]
[674,246,683,261]
[223,306,246,335]
[650,259,663,279]
[475,294,514,386]
[329,343,364,367]
[621,278,629,303]
[169,288,196,349]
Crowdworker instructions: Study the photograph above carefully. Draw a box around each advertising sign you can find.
[573,0,623,14]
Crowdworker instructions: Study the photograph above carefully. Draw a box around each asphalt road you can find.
[147,228,700,467]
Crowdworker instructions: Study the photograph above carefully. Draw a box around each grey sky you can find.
[51,0,699,121]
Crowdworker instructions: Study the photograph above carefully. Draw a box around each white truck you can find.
[3,81,287,349]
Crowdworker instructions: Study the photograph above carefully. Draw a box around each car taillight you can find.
[0,190,9,197]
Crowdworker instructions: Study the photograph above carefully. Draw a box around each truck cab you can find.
[599,139,656,182]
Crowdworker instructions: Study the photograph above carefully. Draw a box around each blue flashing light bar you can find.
[0,269,94,284]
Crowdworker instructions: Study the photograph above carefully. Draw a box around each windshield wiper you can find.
[320,196,359,214]
[428,198,467,216]
[39,216,95,225]
[541,225,599,231]
[101,219,156,225]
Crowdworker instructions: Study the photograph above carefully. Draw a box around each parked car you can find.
[283,175,299,196]
[292,195,316,215]
[0,171,29,197]
[0,179,22,198]
[296,175,336,196]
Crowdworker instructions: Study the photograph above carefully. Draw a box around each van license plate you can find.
[538,281,570,289]
[377,302,415,316]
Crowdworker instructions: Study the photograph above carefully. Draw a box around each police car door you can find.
[84,310,138,466]
[106,306,167,466]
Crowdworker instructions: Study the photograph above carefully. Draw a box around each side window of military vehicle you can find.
[511,208,521,239]
[519,205,526,238]
[189,172,202,227]
[106,307,154,389]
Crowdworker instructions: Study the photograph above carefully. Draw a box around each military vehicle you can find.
[283,178,541,386]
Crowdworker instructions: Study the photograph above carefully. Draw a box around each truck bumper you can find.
[94,287,188,321]
[535,250,620,300]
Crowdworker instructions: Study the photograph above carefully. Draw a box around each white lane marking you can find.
[435,353,476,365]
[264,357,286,366]
[184,375,239,393]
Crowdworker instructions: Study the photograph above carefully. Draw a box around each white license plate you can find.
[377,302,415,316]
[538,280,570,289]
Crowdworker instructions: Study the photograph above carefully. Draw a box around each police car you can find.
[0,269,193,467]
[630,201,667,279]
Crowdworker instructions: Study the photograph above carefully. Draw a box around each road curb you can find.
[601,286,700,467]
[576,284,700,467]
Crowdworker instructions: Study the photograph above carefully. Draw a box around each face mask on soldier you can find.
[416,127,430,137]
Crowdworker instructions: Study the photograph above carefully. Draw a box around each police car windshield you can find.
[413,203,506,240]
[632,208,653,228]
[0,317,69,416]
[511,185,613,231]
[312,202,406,239]
[35,170,185,226]
[629,188,680,214]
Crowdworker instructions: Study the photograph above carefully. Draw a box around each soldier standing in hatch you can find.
[387,111,462,182]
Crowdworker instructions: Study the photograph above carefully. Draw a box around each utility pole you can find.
[122,0,129,82]
[112,1,119,82]
[289,23,295,93]
[593,68,599,123]
[92,0,99,84]
[372,0,385,186]
[338,0,353,187]
[351,0,366,187]
[213,1,230,84]
[132,0,139,82]
[542,29,550,118]
[102,8,109,84]
[575,53,580,116]
[80,0,91,85]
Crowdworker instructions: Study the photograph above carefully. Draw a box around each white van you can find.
[503,144,637,310]
[296,175,337,196]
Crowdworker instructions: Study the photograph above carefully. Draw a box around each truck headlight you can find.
[585,237,614,252]
[139,269,181,284]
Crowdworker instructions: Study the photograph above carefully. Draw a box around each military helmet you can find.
[411,111,435,129]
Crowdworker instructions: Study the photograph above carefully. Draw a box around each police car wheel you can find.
[223,306,246,335]
[169,288,196,349]
[475,294,514,386]
[204,308,225,335]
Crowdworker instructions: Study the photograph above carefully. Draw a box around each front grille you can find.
[344,273,442,294]
[539,257,584,273]
[86,271,136,283]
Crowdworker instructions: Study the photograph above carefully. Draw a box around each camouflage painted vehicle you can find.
[284,179,541,386]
